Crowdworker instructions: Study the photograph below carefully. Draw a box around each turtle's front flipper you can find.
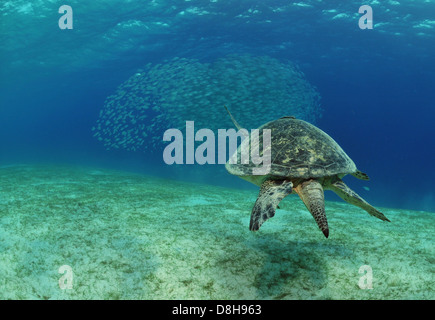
[249,179,293,231]
[329,179,390,222]
[294,179,329,238]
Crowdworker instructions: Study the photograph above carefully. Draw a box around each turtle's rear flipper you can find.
[351,170,370,181]
[249,179,293,231]
[294,179,329,238]
[329,179,390,222]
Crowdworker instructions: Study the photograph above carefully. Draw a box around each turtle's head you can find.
[280,115,296,119]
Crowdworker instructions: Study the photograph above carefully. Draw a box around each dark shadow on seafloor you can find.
[245,234,354,299]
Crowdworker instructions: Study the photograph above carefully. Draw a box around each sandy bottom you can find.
[0,164,433,299]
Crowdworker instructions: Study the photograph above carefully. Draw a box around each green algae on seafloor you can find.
[0,165,433,299]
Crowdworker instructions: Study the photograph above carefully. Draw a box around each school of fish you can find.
[93,54,322,152]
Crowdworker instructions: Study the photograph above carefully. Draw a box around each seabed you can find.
[0,165,433,299]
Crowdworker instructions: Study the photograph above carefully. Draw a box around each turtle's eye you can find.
[280,116,296,119]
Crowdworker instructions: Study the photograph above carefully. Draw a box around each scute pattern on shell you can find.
[227,118,356,178]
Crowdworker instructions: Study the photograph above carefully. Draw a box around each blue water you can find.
[1,0,434,212]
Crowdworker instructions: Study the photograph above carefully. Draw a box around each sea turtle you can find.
[224,106,390,238]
